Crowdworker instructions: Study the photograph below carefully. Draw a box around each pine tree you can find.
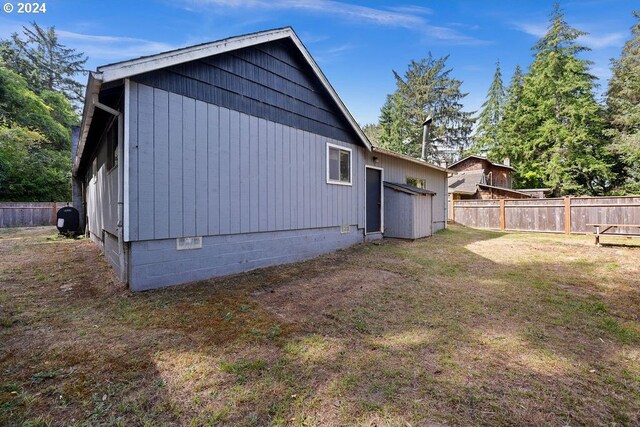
[492,65,525,163]
[1,22,87,104]
[510,3,613,194]
[606,11,640,194]
[378,53,474,162]
[471,61,505,155]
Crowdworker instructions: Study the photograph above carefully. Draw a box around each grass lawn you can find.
[1,225,639,426]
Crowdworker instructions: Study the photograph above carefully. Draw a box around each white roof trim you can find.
[73,72,103,175]
[372,146,451,174]
[93,27,371,151]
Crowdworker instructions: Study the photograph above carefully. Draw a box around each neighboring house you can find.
[72,27,449,291]
[448,155,533,200]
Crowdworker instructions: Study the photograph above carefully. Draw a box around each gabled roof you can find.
[74,27,371,175]
[448,155,515,171]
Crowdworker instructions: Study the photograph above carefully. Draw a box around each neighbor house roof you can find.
[448,170,486,195]
[74,27,371,175]
[448,155,515,171]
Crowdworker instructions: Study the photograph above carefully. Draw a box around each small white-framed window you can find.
[327,143,352,185]
[406,177,426,189]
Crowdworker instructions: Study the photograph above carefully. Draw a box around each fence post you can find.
[499,199,506,231]
[564,196,571,235]
[52,202,57,226]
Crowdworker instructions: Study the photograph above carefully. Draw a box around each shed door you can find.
[366,167,382,233]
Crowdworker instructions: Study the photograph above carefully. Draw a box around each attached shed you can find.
[383,182,436,240]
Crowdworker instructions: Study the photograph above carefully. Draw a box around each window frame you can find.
[406,176,426,189]
[326,142,353,186]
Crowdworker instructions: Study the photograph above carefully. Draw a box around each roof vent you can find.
[503,157,511,167]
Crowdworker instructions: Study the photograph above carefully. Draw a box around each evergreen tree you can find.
[492,65,525,164]
[471,61,505,155]
[1,22,87,104]
[378,53,474,162]
[362,123,382,147]
[508,4,613,194]
[606,11,640,194]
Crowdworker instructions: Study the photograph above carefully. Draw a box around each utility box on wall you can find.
[383,182,435,240]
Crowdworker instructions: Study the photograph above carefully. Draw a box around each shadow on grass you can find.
[1,225,639,426]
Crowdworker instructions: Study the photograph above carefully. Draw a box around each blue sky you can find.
[0,0,636,124]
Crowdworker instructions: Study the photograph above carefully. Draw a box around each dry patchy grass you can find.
[0,225,639,426]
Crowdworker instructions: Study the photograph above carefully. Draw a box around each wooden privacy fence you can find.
[452,196,640,235]
[0,202,70,228]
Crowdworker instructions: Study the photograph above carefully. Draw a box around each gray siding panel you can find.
[239,113,250,233]
[137,84,155,241]
[219,107,231,235]
[207,104,220,235]
[168,93,183,238]
[195,100,209,236]
[228,109,241,234]
[127,84,421,243]
[153,88,170,239]
[182,97,197,236]
[249,115,260,232]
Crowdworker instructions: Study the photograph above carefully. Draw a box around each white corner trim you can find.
[123,78,131,242]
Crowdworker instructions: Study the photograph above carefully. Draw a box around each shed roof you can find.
[384,181,437,196]
[74,27,371,175]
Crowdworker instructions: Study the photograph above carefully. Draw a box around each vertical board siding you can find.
[207,104,220,235]
[137,84,155,240]
[153,88,170,239]
[128,83,139,241]
[182,97,197,237]
[195,100,209,236]
[228,109,241,234]
[0,203,68,228]
[239,113,250,233]
[218,107,231,235]
[128,83,365,241]
[168,92,183,238]
[453,197,640,235]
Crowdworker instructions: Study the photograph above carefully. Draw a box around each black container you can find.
[56,206,80,235]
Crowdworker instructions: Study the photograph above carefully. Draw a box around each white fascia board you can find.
[73,72,103,176]
[97,28,293,83]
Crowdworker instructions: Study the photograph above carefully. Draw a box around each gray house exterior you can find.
[73,27,449,291]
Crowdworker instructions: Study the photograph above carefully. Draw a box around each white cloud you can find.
[56,30,179,62]
[512,21,625,50]
[512,22,547,38]
[579,32,625,49]
[182,0,486,45]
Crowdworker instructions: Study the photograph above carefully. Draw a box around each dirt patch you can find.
[253,267,401,323]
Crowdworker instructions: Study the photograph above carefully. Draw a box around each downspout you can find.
[93,96,127,284]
